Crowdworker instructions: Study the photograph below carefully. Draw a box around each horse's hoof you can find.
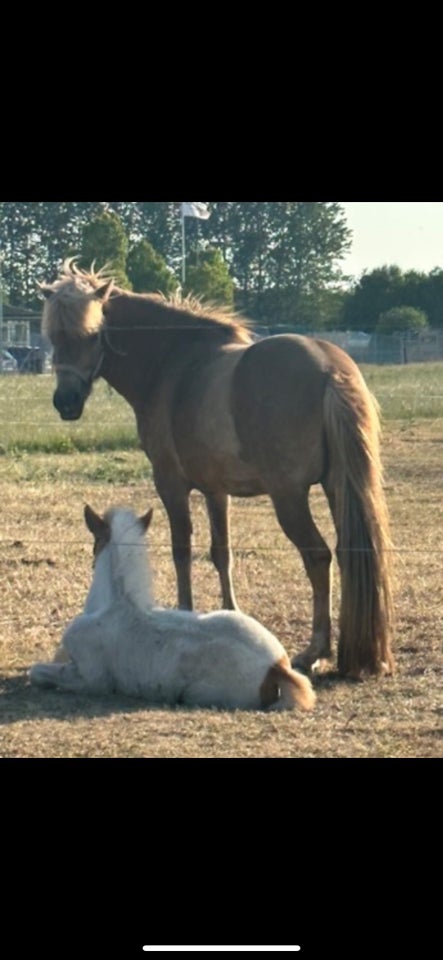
[292,654,332,675]
[291,654,312,675]
[311,657,332,675]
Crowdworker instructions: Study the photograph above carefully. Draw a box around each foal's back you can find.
[62,602,315,710]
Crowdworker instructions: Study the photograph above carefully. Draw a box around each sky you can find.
[338,202,443,280]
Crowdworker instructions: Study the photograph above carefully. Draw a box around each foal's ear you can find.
[93,280,114,302]
[139,508,153,533]
[84,504,107,538]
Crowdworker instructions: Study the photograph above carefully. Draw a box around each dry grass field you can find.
[0,371,442,758]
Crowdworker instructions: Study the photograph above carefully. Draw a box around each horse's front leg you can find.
[205,492,238,609]
[157,479,194,609]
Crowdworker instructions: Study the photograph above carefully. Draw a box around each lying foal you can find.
[30,506,315,712]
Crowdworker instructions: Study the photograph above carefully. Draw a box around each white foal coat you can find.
[30,509,315,711]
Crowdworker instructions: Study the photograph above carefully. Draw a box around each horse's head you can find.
[49,326,105,420]
[41,263,113,421]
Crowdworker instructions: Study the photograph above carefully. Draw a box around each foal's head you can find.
[84,504,153,564]
[41,260,113,421]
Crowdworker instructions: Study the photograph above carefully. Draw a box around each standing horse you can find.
[30,505,316,711]
[41,261,394,678]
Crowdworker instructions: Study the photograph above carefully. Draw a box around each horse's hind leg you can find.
[271,489,332,672]
[205,492,238,609]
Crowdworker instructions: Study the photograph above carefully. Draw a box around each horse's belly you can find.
[177,410,265,495]
[215,467,265,497]
[186,449,265,497]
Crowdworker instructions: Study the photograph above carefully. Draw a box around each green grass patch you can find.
[0,449,150,484]
[0,375,138,455]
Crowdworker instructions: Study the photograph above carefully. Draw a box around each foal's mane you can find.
[102,507,153,610]
[41,259,252,345]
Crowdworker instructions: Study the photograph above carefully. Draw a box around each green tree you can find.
[343,265,443,332]
[127,239,178,295]
[0,202,44,306]
[207,202,351,323]
[0,202,352,314]
[377,306,429,335]
[343,266,407,332]
[184,248,234,305]
[266,203,351,300]
[44,202,104,268]
[414,268,443,327]
[80,210,131,288]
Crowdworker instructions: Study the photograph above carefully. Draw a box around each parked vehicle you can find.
[2,346,45,373]
[0,349,18,372]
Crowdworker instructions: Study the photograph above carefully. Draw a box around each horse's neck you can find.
[84,539,154,614]
[100,299,214,406]
[101,303,169,402]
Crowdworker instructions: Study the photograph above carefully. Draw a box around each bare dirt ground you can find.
[1,422,442,758]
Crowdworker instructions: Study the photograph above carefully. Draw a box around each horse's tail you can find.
[323,368,394,677]
[264,657,316,711]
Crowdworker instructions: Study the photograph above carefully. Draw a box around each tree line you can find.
[0,202,350,320]
[1,203,442,333]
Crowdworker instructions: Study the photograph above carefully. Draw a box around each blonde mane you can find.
[41,259,113,339]
[41,259,252,344]
[154,291,252,343]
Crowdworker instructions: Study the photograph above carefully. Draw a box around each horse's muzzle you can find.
[53,388,85,421]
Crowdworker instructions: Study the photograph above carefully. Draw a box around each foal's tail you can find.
[266,657,316,711]
[323,367,394,677]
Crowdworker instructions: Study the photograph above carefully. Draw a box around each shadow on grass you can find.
[0,666,355,726]
[0,670,163,725]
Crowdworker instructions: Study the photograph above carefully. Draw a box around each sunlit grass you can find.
[1,367,442,757]
[0,417,441,758]
[361,363,443,420]
[1,363,443,456]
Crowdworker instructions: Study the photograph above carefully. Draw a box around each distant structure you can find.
[0,304,48,372]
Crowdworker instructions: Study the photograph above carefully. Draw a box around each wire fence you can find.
[3,327,443,371]
[259,328,443,365]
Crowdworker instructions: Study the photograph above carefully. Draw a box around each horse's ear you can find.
[94,280,114,302]
[139,508,153,533]
[84,504,107,538]
[38,284,54,300]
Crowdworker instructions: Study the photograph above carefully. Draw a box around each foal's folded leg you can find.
[29,661,86,692]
